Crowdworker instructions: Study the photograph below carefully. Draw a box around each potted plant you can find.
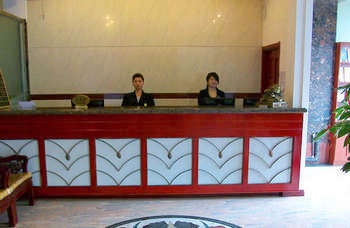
[316,83,350,173]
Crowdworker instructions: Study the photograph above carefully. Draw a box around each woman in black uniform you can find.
[198,72,225,105]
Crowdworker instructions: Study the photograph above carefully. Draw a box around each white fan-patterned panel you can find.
[198,138,243,185]
[0,139,41,186]
[248,137,293,184]
[147,138,192,186]
[45,139,90,186]
[96,138,141,186]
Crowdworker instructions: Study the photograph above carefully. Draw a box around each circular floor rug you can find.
[106,215,241,228]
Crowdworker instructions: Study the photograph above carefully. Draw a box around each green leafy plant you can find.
[316,83,350,173]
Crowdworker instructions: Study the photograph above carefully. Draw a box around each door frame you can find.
[261,42,281,93]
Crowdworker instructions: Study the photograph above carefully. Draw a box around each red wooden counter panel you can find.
[0,109,305,197]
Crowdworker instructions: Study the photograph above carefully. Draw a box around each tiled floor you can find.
[1,165,349,228]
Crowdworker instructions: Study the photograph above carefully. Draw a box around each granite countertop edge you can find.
[0,106,307,115]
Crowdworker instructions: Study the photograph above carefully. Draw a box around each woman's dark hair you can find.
[132,73,144,81]
[206,72,219,83]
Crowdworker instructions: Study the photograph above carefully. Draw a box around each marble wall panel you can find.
[29,46,261,93]
[27,0,262,95]
[308,0,337,142]
[28,0,122,47]
[28,0,261,47]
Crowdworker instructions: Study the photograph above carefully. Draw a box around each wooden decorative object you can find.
[71,94,90,109]
[0,70,10,109]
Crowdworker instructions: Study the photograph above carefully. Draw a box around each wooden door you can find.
[261,42,280,93]
[330,42,350,165]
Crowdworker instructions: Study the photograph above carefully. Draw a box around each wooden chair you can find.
[0,155,34,227]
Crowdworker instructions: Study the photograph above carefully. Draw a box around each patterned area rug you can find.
[106,215,241,228]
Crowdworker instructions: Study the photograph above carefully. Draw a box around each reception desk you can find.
[0,107,306,197]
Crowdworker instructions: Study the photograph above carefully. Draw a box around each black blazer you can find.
[198,88,225,105]
[122,91,155,107]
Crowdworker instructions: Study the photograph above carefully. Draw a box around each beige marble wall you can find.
[262,0,296,105]
[27,0,262,94]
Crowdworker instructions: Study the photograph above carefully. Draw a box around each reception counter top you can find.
[0,106,306,197]
[0,106,307,115]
